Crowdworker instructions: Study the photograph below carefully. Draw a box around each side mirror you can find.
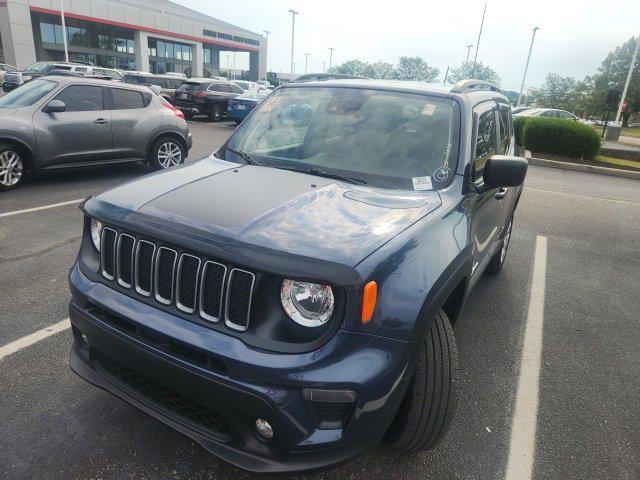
[42,100,66,113]
[483,155,528,188]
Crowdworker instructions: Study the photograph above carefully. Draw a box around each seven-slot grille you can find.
[100,228,255,331]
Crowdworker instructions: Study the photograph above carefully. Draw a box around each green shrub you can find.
[513,116,529,146]
[522,118,601,159]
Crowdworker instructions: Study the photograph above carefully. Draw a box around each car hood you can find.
[0,108,18,118]
[93,156,441,266]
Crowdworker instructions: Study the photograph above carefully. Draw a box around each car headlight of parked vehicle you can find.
[90,218,103,251]
[280,279,334,327]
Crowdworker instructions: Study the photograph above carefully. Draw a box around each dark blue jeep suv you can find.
[68,79,527,473]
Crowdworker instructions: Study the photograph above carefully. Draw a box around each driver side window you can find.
[473,108,497,181]
[53,85,104,112]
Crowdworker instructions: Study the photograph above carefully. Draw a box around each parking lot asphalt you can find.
[1,120,639,480]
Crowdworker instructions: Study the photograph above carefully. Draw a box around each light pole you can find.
[263,30,270,81]
[60,0,69,62]
[288,9,299,75]
[471,3,486,77]
[328,47,335,69]
[615,34,640,124]
[465,44,473,63]
[303,52,310,74]
[517,27,539,107]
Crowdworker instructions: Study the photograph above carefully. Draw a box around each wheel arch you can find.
[145,130,188,159]
[0,136,39,173]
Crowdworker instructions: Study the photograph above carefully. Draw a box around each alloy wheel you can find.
[157,142,182,168]
[0,150,23,187]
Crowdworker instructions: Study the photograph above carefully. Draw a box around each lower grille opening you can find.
[96,352,232,440]
[86,304,227,376]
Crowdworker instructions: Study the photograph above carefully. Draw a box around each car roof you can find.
[279,78,510,104]
[123,72,181,79]
[43,75,152,91]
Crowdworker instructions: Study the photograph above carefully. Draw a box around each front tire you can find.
[384,310,459,452]
[486,217,513,275]
[0,144,26,192]
[148,137,186,171]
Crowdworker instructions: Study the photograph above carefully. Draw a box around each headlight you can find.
[90,218,103,251]
[280,279,334,327]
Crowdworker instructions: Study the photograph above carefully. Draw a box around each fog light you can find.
[254,418,274,440]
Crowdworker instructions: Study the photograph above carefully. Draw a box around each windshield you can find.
[25,62,54,73]
[0,79,58,108]
[228,86,459,190]
[177,82,207,93]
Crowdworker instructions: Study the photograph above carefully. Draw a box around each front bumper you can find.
[69,264,413,472]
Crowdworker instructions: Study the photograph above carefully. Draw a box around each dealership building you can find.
[0,0,267,79]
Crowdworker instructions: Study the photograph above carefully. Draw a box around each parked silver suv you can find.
[0,76,192,191]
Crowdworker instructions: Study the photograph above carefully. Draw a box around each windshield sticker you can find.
[434,166,450,182]
[422,103,437,116]
[412,176,433,191]
[259,96,281,113]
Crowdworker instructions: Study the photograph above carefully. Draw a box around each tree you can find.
[447,61,500,85]
[328,57,438,81]
[328,59,372,77]
[394,56,439,82]
[590,37,639,125]
[531,73,578,111]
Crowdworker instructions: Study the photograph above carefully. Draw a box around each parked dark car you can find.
[122,72,185,104]
[0,76,192,191]
[173,79,244,121]
[69,79,527,473]
[226,90,270,124]
[2,61,86,92]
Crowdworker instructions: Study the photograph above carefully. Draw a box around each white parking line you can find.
[0,319,70,361]
[505,235,548,480]
[0,199,83,218]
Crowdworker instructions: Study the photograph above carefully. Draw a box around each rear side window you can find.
[208,83,226,92]
[112,88,147,109]
[498,108,511,154]
[74,66,88,73]
[229,84,244,94]
[473,108,497,181]
[178,82,207,93]
[54,85,104,111]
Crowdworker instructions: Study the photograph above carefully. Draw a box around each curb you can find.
[528,157,640,180]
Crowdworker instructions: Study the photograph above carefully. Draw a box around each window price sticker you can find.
[422,103,437,116]
[412,176,433,191]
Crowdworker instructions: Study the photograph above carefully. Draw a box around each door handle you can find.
[93,118,109,125]
[495,187,508,199]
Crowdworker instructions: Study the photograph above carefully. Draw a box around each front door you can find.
[33,84,112,168]
[469,102,504,281]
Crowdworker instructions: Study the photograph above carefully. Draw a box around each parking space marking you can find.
[524,187,640,207]
[505,235,547,480]
[0,319,70,361]
[0,199,83,218]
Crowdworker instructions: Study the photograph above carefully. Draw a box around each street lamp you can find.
[303,53,310,74]
[60,0,69,62]
[615,34,640,124]
[288,9,299,75]
[328,47,335,69]
[517,27,540,107]
[263,30,270,81]
[465,44,474,63]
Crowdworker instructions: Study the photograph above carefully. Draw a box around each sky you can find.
[174,0,639,91]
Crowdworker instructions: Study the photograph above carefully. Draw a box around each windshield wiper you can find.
[226,146,262,166]
[301,166,368,185]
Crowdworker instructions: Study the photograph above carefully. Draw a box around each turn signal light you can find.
[361,281,377,323]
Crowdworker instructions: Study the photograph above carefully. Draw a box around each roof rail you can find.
[451,79,502,94]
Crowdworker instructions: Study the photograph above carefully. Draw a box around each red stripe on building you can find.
[29,5,259,52]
